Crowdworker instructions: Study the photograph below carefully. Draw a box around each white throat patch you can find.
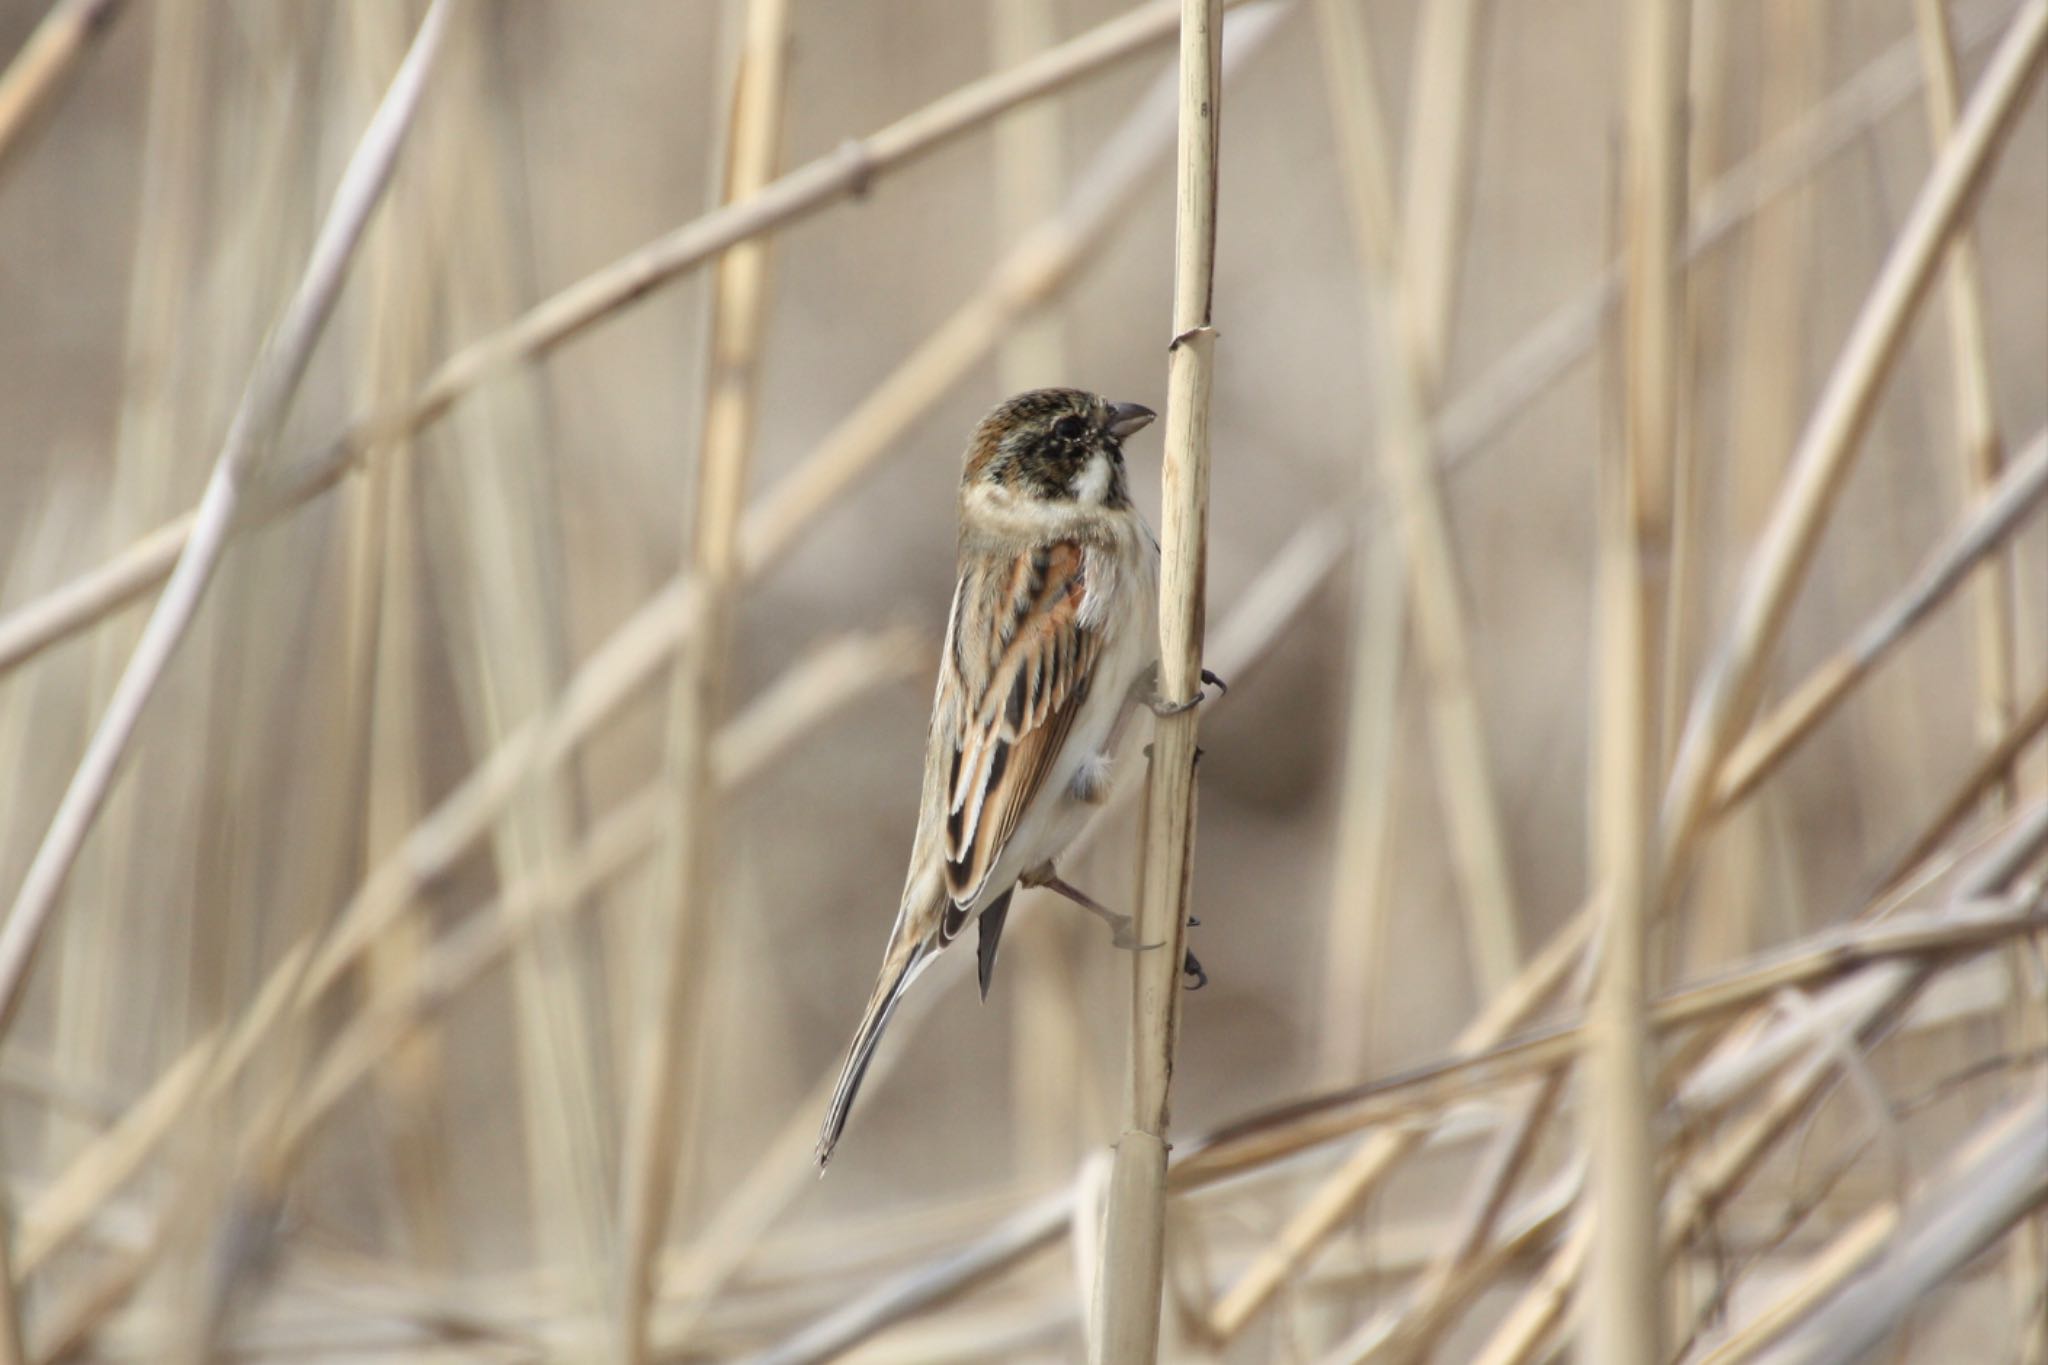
[1068,452,1112,504]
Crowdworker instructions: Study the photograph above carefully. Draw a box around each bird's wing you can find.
[938,539,1100,938]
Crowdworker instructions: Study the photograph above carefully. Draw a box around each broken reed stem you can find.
[1581,3,1685,1360]
[1089,4,1221,1360]
[0,0,454,1037]
[619,1,791,1359]
[0,0,126,183]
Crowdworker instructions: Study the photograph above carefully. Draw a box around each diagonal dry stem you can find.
[0,0,127,182]
[13,626,919,1327]
[1713,430,2048,813]
[1657,0,2048,899]
[0,0,456,1041]
[0,0,1268,683]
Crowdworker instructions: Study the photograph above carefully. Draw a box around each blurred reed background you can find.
[0,0,2044,1361]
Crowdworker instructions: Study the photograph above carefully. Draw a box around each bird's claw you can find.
[1182,949,1208,990]
[1149,665,1228,717]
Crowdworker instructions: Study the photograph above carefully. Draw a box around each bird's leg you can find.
[1021,863,1145,950]
[1027,865,1209,984]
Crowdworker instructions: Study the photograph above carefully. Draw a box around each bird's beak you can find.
[1105,401,1156,439]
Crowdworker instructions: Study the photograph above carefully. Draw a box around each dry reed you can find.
[0,2,2043,1362]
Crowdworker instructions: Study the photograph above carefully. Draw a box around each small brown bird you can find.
[817,388,1173,1167]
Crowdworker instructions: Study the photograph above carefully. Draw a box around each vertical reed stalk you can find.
[1310,0,1409,1090]
[1914,0,2015,772]
[1582,1,1686,1360]
[1397,0,1484,384]
[1909,7,2041,1350]
[1090,2,1221,1360]
[420,5,614,1316]
[1334,0,1523,1014]
[618,2,790,1359]
[47,0,204,1169]
[1691,0,1821,975]
[1393,0,1523,1000]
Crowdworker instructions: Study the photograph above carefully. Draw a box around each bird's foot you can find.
[1024,866,1145,950]
[1148,666,1228,717]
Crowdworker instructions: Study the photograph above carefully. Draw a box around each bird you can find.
[816,387,1191,1168]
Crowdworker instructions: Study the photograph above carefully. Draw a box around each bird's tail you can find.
[817,934,928,1168]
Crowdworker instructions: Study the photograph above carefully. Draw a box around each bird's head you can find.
[962,388,1156,509]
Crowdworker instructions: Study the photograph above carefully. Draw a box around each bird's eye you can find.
[1054,415,1087,442]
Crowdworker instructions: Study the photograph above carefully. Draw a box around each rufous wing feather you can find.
[940,541,1099,935]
